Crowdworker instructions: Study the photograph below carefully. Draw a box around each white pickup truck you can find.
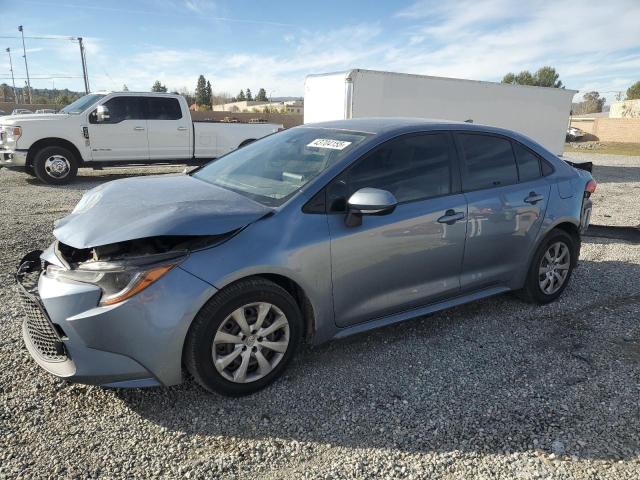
[0,92,282,184]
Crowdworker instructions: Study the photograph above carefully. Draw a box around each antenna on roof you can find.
[464,119,473,123]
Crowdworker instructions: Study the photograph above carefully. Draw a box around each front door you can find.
[146,96,191,160]
[455,133,551,290]
[328,132,468,327]
[88,96,148,161]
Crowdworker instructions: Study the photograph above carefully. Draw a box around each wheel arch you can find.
[27,137,84,167]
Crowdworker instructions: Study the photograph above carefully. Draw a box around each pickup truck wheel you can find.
[24,165,36,177]
[33,146,78,185]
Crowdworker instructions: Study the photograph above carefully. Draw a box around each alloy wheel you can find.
[212,302,290,383]
[538,241,570,295]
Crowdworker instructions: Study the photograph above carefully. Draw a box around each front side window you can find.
[458,134,518,191]
[146,97,182,120]
[91,97,146,124]
[329,133,453,211]
[192,127,370,206]
[513,142,542,182]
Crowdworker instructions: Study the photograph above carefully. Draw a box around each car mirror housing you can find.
[96,105,110,123]
[345,188,397,227]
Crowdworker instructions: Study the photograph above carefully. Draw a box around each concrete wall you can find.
[570,117,640,143]
[191,111,303,129]
[609,99,640,119]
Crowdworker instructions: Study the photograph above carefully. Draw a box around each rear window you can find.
[146,97,182,120]
[513,142,542,182]
[458,134,518,191]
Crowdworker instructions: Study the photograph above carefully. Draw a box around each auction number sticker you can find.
[307,139,352,150]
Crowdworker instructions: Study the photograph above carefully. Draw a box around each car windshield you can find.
[193,127,370,206]
[60,94,106,114]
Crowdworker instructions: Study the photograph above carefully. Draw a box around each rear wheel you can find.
[33,146,78,185]
[518,229,576,304]
[184,278,302,396]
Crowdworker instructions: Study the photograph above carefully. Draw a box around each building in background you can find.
[213,100,303,115]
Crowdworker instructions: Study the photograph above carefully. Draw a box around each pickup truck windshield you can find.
[193,127,370,206]
[60,94,106,114]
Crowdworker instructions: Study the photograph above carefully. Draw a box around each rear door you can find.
[88,96,148,161]
[327,132,468,327]
[456,133,551,291]
[146,97,191,160]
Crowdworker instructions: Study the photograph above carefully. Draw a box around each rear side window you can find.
[97,96,145,123]
[458,134,518,191]
[147,97,182,120]
[513,142,542,181]
[346,133,452,204]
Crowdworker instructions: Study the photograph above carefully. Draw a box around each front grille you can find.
[16,263,68,363]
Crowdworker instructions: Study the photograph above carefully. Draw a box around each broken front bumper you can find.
[15,249,217,388]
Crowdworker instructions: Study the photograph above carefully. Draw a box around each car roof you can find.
[304,117,516,136]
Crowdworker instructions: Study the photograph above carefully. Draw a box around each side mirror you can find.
[95,105,110,123]
[345,188,397,227]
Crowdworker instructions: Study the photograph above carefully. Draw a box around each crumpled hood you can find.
[54,174,272,249]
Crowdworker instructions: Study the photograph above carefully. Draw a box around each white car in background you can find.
[11,108,33,115]
[0,92,283,184]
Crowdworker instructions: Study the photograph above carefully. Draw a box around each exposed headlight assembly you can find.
[46,253,183,306]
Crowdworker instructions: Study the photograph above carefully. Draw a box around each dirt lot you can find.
[1,156,639,479]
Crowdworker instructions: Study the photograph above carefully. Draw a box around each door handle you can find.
[524,192,544,204]
[133,126,145,131]
[437,209,465,225]
[177,126,188,131]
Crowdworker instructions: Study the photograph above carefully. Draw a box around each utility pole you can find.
[18,25,32,104]
[77,37,90,93]
[6,48,19,104]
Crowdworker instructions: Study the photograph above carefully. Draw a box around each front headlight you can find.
[46,262,176,306]
[6,126,22,143]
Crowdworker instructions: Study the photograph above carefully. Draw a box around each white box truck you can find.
[304,69,576,155]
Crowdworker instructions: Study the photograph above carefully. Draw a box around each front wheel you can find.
[184,278,302,396]
[32,146,78,185]
[518,229,577,304]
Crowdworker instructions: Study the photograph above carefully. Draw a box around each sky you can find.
[1,0,639,103]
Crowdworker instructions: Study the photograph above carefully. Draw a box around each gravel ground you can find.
[563,152,640,228]
[1,158,639,479]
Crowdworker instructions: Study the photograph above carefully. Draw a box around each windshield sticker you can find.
[307,139,352,150]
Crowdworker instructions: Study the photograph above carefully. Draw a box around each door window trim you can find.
[304,131,462,214]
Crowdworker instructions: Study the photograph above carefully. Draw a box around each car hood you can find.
[1,113,70,124]
[53,174,272,249]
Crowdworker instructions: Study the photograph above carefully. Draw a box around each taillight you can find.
[585,179,597,197]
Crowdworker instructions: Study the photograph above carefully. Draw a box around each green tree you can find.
[195,75,208,105]
[534,66,563,88]
[502,66,563,88]
[245,88,253,101]
[205,80,213,106]
[122,84,129,91]
[237,90,246,101]
[256,88,268,101]
[573,91,606,115]
[152,80,167,92]
[627,81,640,100]
[55,94,70,106]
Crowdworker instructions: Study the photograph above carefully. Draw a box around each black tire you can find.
[33,146,78,185]
[517,229,577,304]
[24,165,37,177]
[184,278,303,396]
